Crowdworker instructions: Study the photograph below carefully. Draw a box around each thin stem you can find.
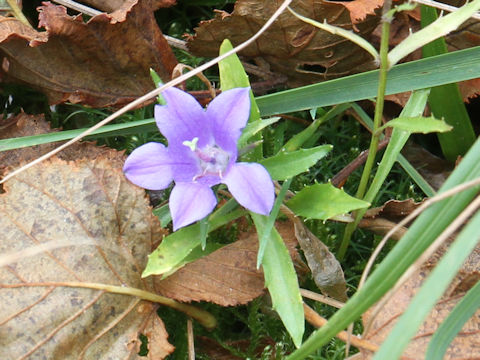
[1,281,217,329]
[337,1,392,260]
[6,0,32,27]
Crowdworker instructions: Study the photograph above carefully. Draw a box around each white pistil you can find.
[182,137,199,151]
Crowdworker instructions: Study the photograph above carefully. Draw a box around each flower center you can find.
[183,137,230,178]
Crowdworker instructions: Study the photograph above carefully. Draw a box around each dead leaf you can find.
[360,242,480,359]
[155,221,300,306]
[80,0,176,13]
[0,0,177,107]
[0,154,176,359]
[328,0,384,23]
[187,0,379,87]
[292,218,347,302]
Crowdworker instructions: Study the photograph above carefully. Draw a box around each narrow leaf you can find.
[287,183,369,220]
[252,214,304,347]
[378,115,452,134]
[261,145,332,181]
[426,280,480,360]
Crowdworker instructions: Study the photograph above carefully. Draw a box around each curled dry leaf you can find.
[187,0,379,87]
[0,154,177,359]
[0,0,177,107]
[292,218,347,302]
[360,236,480,359]
[80,0,176,13]
[156,221,301,306]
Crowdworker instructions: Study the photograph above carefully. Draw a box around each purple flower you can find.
[123,87,275,230]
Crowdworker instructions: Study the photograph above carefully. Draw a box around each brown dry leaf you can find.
[81,0,176,13]
[360,243,480,359]
[0,154,176,359]
[156,221,300,306]
[292,217,347,301]
[187,0,379,87]
[328,0,384,23]
[0,0,177,107]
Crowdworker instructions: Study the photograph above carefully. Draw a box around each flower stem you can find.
[6,0,32,27]
[337,1,392,260]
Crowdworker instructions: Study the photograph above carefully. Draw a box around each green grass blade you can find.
[374,207,480,359]
[421,5,476,162]
[396,154,436,197]
[425,280,480,360]
[0,118,157,152]
[257,46,480,116]
[287,136,480,360]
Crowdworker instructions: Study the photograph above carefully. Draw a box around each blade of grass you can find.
[421,5,476,162]
[257,46,480,116]
[287,135,480,359]
[425,279,480,360]
[0,118,156,152]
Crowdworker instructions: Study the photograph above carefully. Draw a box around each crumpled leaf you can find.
[187,0,380,87]
[155,221,301,306]
[0,0,177,107]
[81,0,175,13]
[0,153,176,359]
[360,242,480,359]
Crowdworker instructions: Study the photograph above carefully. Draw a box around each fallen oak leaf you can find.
[0,0,177,107]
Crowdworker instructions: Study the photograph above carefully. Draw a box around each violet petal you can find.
[223,162,274,215]
[123,142,173,190]
[155,87,212,147]
[169,182,217,230]
[207,87,250,153]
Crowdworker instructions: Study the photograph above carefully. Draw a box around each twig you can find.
[303,303,379,352]
[0,0,293,185]
[187,318,195,360]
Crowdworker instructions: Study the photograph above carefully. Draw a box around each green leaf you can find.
[260,145,332,181]
[287,183,369,220]
[251,214,304,347]
[421,5,476,161]
[142,206,245,278]
[426,280,480,360]
[219,39,262,160]
[152,204,171,227]
[238,117,280,149]
[378,115,452,134]
[256,46,480,117]
[282,104,350,152]
[256,178,292,267]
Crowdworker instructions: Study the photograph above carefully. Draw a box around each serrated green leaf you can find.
[142,206,245,278]
[378,115,452,134]
[251,214,304,347]
[287,183,369,220]
[260,145,332,181]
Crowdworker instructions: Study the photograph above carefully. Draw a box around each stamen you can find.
[182,137,199,151]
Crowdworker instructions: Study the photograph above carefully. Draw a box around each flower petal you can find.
[169,182,217,230]
[155,87,212,147]
[123,142,174,190]
[223,162,274,215]
[207,87,251,152]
